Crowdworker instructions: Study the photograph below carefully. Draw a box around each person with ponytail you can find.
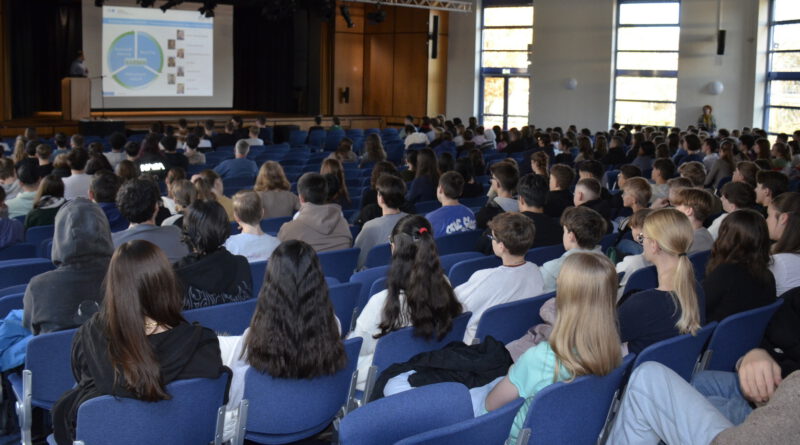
[485,252,622,443]
[617,208,704,354]
[52,240,225,445]
[348,215,462,390]
[767,192,800,296]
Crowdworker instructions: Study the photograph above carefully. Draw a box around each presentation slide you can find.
[82,0,233,109]
[102,6,212,97]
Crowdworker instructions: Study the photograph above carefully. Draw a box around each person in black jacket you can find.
[173,200,252,309]
[703,209,776,323]
[51,240,225,445]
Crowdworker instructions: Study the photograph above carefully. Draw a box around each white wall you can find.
[676,0,763,130]
[530,0,615,131]
[446,0,770,130]
[445,6,480,119]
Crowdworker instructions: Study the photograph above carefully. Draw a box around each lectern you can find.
[61,78,91,121]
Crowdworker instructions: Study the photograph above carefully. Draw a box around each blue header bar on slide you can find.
[102,18,213,29]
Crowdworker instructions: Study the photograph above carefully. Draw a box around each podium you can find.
[61,77,91,121]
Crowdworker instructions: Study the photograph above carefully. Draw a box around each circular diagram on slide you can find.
[107,31,163,89]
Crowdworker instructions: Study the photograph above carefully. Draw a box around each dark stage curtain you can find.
[8,0,82,118]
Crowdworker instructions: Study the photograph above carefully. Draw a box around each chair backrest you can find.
[0,293,24,318]
[243,337,362,444]
[364,243,392,269]
[249,260,268,292]
[0,243,38,260]
[182,299,257,336]
[633,322,718,382]
[689,250,711,282]
[524,244,566,266]
[701,299,784,372]
[372,312,471,376]
[75,373,230,445]
[473,292,555,345]
[25,328,78,408]
[396,397,524,445]
[519,354,635,445]
[259,216,292,234]
[434,230,482,256]
[318,247,360,282]
[439,252,484,274]
[621,265,658,296]
[414,200,442,215]
[329,282,360,336]
[448,256,503,287]
[349,265,390,312]
[369,277,388,298]
[24,225,55,246]
[0,258,55,289]
[338,382,474,445]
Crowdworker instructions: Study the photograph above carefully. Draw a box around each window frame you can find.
[764,0,800,135]
[612,0,681,127]
[478,1,533,130]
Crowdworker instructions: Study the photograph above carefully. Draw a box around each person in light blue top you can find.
[425,171,476,236]
[484,252,623,443]
[224,190,280,263]
[213,140,258,180]
[540,206,607,292]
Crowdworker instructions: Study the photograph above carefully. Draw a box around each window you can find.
[613,1,680,127]
[765,0,800,135]
[479,1,533,130]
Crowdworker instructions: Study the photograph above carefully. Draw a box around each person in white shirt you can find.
[224,190,280,263]
[104,132,127,171]
[766,192,800,297]
[353,174,408,269]
[540,206,607,292]
[240,126,264,147]
[347,215,462,391]
[456,212,544,344]
[708,182,756,240]
[61,147,92,200]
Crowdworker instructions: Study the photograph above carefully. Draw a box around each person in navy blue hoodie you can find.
[425,171,476,236]
[89,171,128,232]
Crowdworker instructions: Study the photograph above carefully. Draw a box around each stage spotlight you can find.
[137,0,157,7]
[340,5,355,28]
[94,0,105,7]
[198,0,217,18]
[366,9,386,24]
[160,0,183,13]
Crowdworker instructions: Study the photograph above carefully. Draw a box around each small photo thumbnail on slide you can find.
[177,83,185,94]
[177,48,185,59]
[177,67,184,77]
[168,57,176,67]
[168,39,176,50]
[177,29,185,40]
[167,74,176,85]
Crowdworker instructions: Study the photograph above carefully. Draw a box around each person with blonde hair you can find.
[617,208,704,354]
[485,252,622,443]
[225,190,280,263]
[253,161,300,218]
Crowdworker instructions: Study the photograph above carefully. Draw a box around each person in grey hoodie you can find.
[23,198,113,335]
[278,173,352,253]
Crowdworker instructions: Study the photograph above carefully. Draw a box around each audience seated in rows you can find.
[671,188,715,254]
[0,186,23,249]
[476,162,519,229]
[214,140,257,180]
[253,161,301,218]
[425,171,476,236]
[7,161,39,218]
[540,206,607,292]
[406,148,439,204]
[354,174,408,269]
[24,174,66,229]
[768,192,800,296]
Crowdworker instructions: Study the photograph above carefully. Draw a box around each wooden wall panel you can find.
[394,7,429,34]
[392,33,429,117]
[427,34,448,116]
[363,4,395,34]
[333,32,364,115]
[364,34,394,116]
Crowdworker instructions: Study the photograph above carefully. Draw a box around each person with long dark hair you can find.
[767,192,800,296]
[174,200,252,309]
[348,215,462,390]
[51,240,225,444]
[703,210,776,323]
[219,240,346,440]
[405,148,439,203]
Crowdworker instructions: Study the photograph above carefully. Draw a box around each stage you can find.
[0,111,386,138]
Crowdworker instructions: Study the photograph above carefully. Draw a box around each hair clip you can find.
[418,227,429,235]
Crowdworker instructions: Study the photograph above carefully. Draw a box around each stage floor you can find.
[0,111,385,138]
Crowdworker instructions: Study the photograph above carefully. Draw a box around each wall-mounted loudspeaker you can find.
[430,16,439,59]
[717,29,726,55]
